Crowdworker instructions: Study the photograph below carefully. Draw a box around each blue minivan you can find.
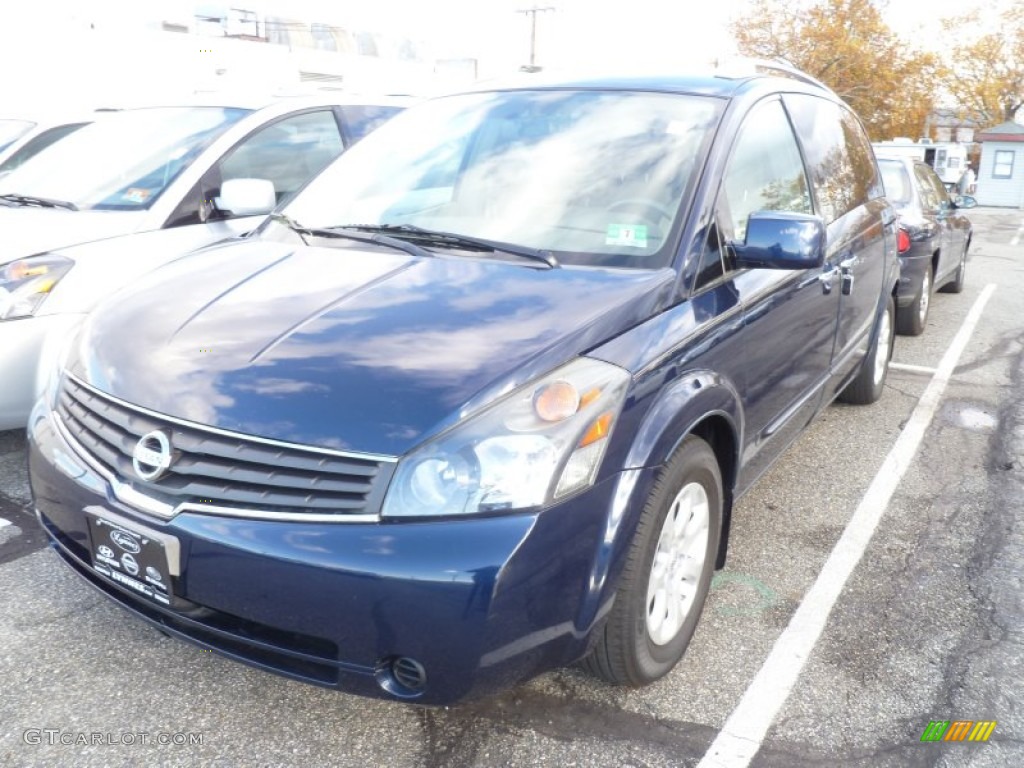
[29,65,899,704]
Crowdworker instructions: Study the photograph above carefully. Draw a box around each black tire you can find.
[896,264,931,336]
[939,241,968,294]
[840,295,895,405]
[582,435,722,686]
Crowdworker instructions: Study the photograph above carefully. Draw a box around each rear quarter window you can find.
[783,94,883,223]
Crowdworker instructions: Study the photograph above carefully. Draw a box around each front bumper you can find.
[28,401,647,704]
[0,313,85,430]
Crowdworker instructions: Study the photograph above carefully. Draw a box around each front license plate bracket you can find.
[85,507,180,607]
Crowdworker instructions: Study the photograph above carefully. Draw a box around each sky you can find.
[242,0,1006,70]
[0,0,1010,111]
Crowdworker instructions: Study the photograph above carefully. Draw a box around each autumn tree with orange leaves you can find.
[945,5,1024,128]
[732,0,943,140]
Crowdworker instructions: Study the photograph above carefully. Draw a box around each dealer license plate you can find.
[86,511,174,606]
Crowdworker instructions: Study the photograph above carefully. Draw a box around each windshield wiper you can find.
[267,212,309,244]
[0,193,78,210]
[268,214,432,260]
[339,224,560,269]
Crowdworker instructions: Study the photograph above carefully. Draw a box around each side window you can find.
[839,106,884,200]
[924,167,951,207]
[720,99,813,242]
[913,164,942,212]
[784,95,880,223]
[217,110,344,206]
[164,111,344,228]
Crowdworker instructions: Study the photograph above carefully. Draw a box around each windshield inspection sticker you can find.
[122,188,152,204]
[606,223,648,248]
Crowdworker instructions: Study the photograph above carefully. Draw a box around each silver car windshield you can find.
[0,107,249,210]
[0,119,35,152]
[285,89,723,267]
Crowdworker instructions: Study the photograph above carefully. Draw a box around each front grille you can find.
[57,374,395,519]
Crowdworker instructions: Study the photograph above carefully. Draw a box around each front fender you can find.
[571,371,743,636]
[623,369,743,470]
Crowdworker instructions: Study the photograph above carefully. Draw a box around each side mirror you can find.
[953,194,977,209]
[216,178,277,216]
[731,211,826,270]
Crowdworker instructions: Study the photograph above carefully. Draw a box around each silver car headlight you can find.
[381,358,631,518]
[0,254,73,319]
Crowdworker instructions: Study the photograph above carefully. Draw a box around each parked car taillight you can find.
[897,228,911,254]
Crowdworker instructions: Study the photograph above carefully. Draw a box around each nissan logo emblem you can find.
[132,430,173,482]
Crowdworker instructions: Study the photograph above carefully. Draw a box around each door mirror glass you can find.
[953,194,977,209]
[217,178,276,216]
[731,212,825,270]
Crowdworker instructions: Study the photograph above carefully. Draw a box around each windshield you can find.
[0,120,35,152]
[878,159,912,206]
[0,107,250,210]
[285,90,723,267]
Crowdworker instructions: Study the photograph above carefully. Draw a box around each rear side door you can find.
[915,162,964,281]
[711,97,840,486]
[784,94,889,398]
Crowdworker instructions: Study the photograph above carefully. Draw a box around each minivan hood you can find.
[0,205,147,264]
[72,238,673,456]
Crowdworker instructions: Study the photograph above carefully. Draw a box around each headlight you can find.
[0,254,73,319]
[382,358,631,518]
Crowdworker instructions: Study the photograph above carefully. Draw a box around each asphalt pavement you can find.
[0,208,1021,768]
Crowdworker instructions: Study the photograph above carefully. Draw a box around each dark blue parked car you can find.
[29,65,899,704]
[874,154,975,336]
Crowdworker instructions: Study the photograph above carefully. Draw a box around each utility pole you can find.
[517,6,553,72]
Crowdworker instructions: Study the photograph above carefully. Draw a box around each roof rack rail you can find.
[713,56,835,94]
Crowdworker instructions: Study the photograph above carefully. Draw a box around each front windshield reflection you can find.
[286,90,723,268]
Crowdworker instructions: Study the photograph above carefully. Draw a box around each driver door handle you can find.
[819,265,840,294]
[839,254,858,295]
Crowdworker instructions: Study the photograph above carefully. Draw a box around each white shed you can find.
[975,121,1024,207]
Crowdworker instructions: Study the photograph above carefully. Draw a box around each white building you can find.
[975,121,1024,208]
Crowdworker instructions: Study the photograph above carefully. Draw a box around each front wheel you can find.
[582,436,722,686]
[839,295,895,405]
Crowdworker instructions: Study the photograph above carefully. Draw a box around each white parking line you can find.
[889,362,939,375]
[698,283,997,768]
[1011,219,1024,246]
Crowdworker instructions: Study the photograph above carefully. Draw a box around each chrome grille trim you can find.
[56,373,395,523]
